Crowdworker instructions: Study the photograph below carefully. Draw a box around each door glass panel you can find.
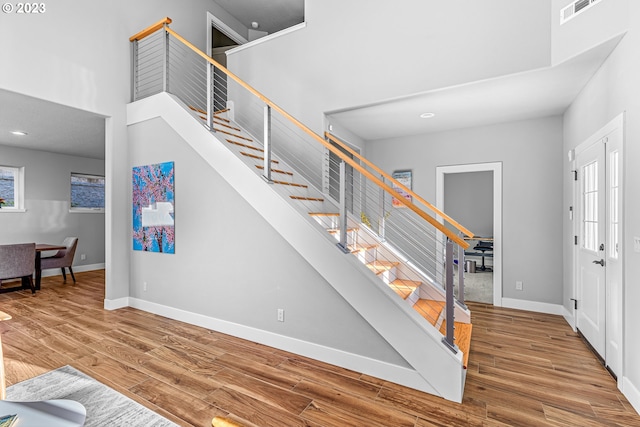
[609,151,619,259]
[582,161,598,252]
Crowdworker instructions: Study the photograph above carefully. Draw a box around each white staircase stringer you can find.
[127,92,466,402]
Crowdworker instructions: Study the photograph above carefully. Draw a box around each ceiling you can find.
[0,90,106,159]
[213,0,304,35]
[328,34,624,141]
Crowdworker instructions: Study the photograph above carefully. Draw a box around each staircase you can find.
[190,103,473,369]
[129,18,474,402]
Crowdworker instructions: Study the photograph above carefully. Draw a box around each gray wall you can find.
[0,144,105,267]
[368,116,564,304]
[444,171,493,238]
[128,117,408,365]
[561,1,640,402]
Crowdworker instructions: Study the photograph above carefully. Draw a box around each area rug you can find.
[6,365,179,427]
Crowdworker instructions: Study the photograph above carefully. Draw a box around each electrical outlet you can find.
[143,281,148,291]
[516,281,523,291]
[277,308,285,322]
[80,254,86,260]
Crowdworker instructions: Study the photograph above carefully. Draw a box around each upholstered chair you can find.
[40,237,78,283]
[0,243,36,294]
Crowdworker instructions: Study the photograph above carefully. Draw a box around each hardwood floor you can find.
[0,270,638,426]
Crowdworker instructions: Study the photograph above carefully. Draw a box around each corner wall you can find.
[562,2,640,412]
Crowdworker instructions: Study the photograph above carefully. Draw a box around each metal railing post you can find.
[458,236,466,308]
[262,105,272,183]
[378,182,386,241]
[337,160,350,253]
[131,40,138,102]
[162,24,169,92]
[206,63,215,131]
[442,239,458,353]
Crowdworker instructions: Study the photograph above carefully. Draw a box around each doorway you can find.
[206,12,248,112]
[436,162,502,306]
[573,113,623,379]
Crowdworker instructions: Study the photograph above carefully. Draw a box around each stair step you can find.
[241,152,279,163]
[308,212,340,217]
[349,244,378,254]
[273,180,308,188]
[413,299,445,326]
[439,321,473,369]
[256,165,293,176]
[215,120,241,132]
[214,108,229,115]
[328,227,359,235]
[290,195,324,202]
[366,260,399,275]
[214,128,253,142]
[228,139,263,152]
[388,279,420,299]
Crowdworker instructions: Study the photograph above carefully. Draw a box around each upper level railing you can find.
[130,18,474,352]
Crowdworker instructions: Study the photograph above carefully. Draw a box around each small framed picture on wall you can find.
[392,169,412,208]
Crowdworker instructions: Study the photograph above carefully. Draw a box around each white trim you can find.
[226,22,307,56]
[207,12,248,52]
[436,162,503,307]
[40,263,105,278]
[103,297,129,311]
[501,297,566,316]
[127,297,439,394]
[622,376,640,414]
[562,305,576,330]
[0,209,26,213]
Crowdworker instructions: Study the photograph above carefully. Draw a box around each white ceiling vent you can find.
[561,0,602,24]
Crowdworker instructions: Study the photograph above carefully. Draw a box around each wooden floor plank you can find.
[0,273,638,427]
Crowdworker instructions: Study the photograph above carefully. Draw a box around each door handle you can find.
[592,259,605,267]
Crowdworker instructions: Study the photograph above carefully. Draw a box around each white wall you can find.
[0,0,226,300]
[444,171,493,237]
[368,116,564,305]
[0,145,105,268]
[128,116,408,365]
[562,2,640,410]
[227,0,552,135]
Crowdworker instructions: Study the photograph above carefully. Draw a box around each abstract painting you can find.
[132,161,175,253]
[392,169,412,208]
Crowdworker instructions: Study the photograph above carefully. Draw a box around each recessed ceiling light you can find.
[11,130,28,136]
[420,112,435,119]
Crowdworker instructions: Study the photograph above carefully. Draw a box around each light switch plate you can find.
[634,237,640,253]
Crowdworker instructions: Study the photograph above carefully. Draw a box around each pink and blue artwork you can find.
[132,161,175,253]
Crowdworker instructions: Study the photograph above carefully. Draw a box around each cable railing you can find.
[130,18,474,353]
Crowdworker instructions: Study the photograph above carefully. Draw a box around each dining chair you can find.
[0,243,36,294]
[40,237,78,283]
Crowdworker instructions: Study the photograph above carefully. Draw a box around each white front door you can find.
[574,116,623,378]
[576,141,606,358]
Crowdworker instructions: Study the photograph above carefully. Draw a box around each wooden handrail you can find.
[147,25,470,249]
[129,17,172,42]
[325,132,474,239]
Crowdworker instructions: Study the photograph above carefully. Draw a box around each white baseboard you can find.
[126,297,438,395]
[623,377,640,414]
[501,297,565,316]
[41,263,105,277]
[103,297,129,311]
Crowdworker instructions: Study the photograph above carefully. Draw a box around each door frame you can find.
[436,162,503,306]
[206,12,248,59]
[571,112,624,381]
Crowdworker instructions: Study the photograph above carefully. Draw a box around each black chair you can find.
[473,240,493,271]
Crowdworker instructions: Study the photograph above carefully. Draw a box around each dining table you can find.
[34,243,66,291]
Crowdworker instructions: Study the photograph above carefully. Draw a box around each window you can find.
[609,151,619,259]
[582,161,598,252]
[70,173,105,212]
[0,165,24,210]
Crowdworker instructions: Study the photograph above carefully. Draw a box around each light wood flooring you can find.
[0,270,638,426]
